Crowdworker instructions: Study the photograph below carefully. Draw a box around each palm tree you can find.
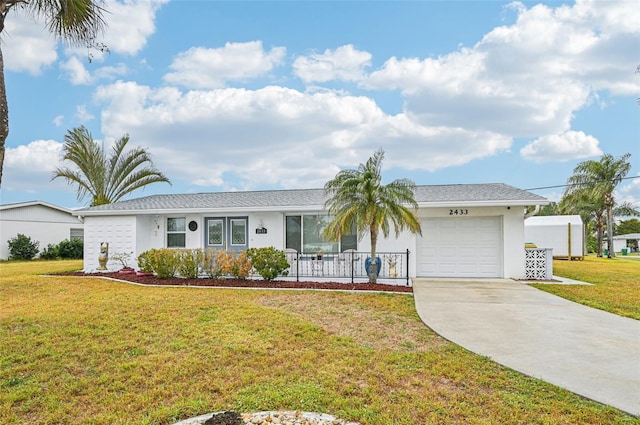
[52,126,170,206]
[0,0,107,187]
[563,153,632,258]
[323,148,422,283]
[560,189,606,256]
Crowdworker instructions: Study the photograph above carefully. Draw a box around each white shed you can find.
[0,201,84,259]
[524,215,584,259]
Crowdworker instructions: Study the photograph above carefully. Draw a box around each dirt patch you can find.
[62,271,413,293]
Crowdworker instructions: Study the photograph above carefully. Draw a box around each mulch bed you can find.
[61,271,413,293]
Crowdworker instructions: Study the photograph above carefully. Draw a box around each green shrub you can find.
[7,234,39,260]
[137,251,153,273]
[177,249,204,279]
[57,239,84,259]
[40,244,60,260]
[246,247,289,281]
[144,249,180,278]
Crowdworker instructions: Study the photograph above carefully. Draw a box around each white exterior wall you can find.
[524,216,584,258]
[0,204,83,259]
[83,216,136,271]
[81,205,528,278]
[612,239,627,252]
[247,212,285,248]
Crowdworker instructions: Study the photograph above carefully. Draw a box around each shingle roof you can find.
[76,183,547,215]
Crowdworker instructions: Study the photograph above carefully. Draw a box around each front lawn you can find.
[531,256,640,320]
[1,261,636,424]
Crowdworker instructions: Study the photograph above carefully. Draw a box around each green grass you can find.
[531,255,640,320]
[1,260,637,424]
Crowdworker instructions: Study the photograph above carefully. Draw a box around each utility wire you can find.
[525,175,640,191]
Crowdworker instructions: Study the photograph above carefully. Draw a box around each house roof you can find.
[0,200,76,215]
[525,215,583,226]
[75,183,548,216]
[613,233,640,240]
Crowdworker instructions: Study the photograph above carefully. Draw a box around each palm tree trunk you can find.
[595,215,603,257]
[0,40,8,187]
[369,225,378,283]
[606,205,615,258]
[605,193,615,258]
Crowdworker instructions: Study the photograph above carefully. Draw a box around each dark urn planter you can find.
[365,256,382,277]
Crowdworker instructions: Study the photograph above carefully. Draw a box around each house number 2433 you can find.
[449,209,469,215]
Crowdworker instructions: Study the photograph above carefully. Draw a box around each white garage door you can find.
[417,217,503,278]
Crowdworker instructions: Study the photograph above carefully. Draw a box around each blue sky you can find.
[1,0,639,210]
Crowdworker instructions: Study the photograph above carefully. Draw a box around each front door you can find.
[205,217,248,252]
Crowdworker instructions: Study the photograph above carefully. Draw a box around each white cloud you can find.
[2,13,57,74]
[5,139,61,170]
[60,56,127,85]
[362,0,639,138]
[93,81,512,189]
[53,115,65,127]
[618,173,640,208]
[163,41,287,89]
[293,44,372,83]
[3,0,165,81]
[60,57,92,85]
[75,105,95,122]
[99,0,169,56]
[520,131,603,163]
[3,140,64,192]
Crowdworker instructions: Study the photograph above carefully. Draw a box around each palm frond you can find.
[52,125,170,206]
[27,0,107,46]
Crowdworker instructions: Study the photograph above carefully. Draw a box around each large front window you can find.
[167,217,186,248]
[286,214,356,253]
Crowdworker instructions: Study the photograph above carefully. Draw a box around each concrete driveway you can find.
[413,279,640,416]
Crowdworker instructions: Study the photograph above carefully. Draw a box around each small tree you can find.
[7,234,39,260]
[323,149,422,283]
[52,126,171,206]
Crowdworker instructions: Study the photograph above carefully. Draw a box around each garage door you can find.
[417,217,502,278]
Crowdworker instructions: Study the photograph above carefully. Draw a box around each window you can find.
[70,228,84,241]
[205,217,248,252]
[285,215,356,253]
[285,216,301,252]
[167,217,186,248]
[207,219,224,246]
[230,219,247,246]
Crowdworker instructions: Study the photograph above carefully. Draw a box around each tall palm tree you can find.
[0,0,107,187]
[323,148,422,283]
[52,126,170,206]
[564,153,632,258]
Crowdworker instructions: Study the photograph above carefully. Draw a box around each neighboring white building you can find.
[0,201,84,259]
[612,233,640,253]
[75,183,548,279]
[524,215,584,259]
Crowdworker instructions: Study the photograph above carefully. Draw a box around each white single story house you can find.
[0,201,84,259]
[612,233,640,253]
[75,183,548,280]
[524,215,584,260]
